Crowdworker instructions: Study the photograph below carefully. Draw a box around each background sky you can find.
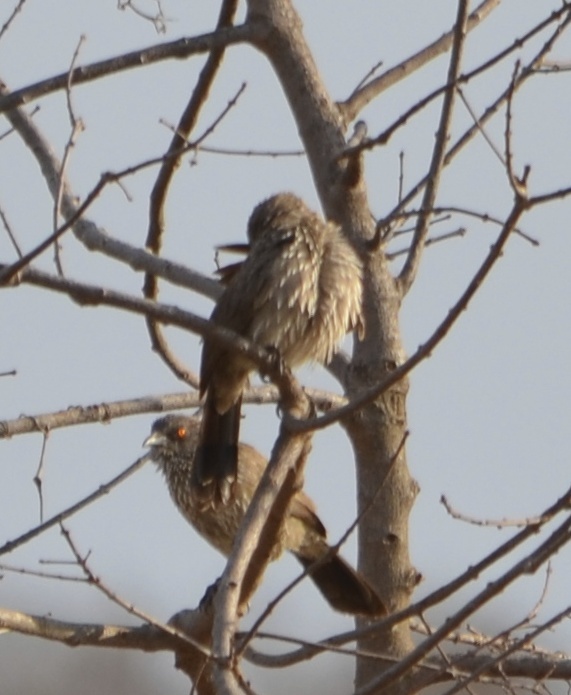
[1,2,571,693]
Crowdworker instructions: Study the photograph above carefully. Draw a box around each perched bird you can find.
[196,192,364,504]
[144,414,385,618]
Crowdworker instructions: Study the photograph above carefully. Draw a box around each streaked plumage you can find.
[144,414,385,618]
[196,193,364,504]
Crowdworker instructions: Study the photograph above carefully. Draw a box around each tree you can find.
[1,1,571,693]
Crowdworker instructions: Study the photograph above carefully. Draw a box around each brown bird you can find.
[196,193,364,504]
[144,414,385,618]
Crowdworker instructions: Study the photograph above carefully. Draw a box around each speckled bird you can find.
[195,193,364,505]
[144,414,384,618]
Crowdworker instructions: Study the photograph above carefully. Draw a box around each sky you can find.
[1,2,571,693]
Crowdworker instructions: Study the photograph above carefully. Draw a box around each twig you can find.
[163,140,304,158]
[5,266,287,379]
[415,563,554,688]
[398,0,470,294]
[387,227,466,260]
[0,0,28,41]
[52,35,87,276]
[382,204,538,246]
[339,0,501,122]
[441,494,543,528]
[0,561,85,583]
[349,58,385,97]
[436,606,571,694]
[0,78,219,303]
[0,146,197,285]
[340,4,571,159]
[0,205,23,257]
[357,510,571,695]
[59,523,211,655]
[385,6,571,217]
[33,429,49,523]
[0,455,149,557]
[117,0,168,33]
[457,86,505,167]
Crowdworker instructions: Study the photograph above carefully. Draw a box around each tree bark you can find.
[246,0,418,689]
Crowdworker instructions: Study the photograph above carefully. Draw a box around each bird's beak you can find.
[142,431,166,448]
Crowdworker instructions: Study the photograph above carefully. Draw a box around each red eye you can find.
[177,427,187,439]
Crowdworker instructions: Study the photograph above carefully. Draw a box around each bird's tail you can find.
[192,394,242,506]
[295,552,386,618]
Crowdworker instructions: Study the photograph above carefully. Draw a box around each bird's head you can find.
[143,414,200,465]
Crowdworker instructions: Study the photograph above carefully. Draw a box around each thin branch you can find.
[371,5,571,221]
[0,24,254,115]
[32,430,49,523]
[387,227,466,260]
[340,0,501,122]
[441,494,543,528]
[357,511,571,695]
[457,86,506,167]
[0,455,149,557]
[398,0,470,294]
[52,35,87,276]
[243,630,401,669]
[0,561,86,583]
[384,204,538,246]
[144,0,240,385]
[413,565,554,689]
[0,0,28,41]
[174,142,304,158]
[4,266,287,380]
[434,607,571,693]
[0,392,200,437]
[59,523,211,656]
[0,383,344,440]
[0,204,23,257]
[340,4,571,160]
[287,193,527,434]
[241,470,571,670]
[0,149,187,285]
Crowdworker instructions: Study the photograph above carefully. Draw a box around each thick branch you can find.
[212,368,313,695]
[0,25,253,115]
[0,606,176,651]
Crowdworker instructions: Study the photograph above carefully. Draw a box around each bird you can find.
[196,192,364,505]
[144,414,385,618]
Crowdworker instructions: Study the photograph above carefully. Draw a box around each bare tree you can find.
[1,1,571,693]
